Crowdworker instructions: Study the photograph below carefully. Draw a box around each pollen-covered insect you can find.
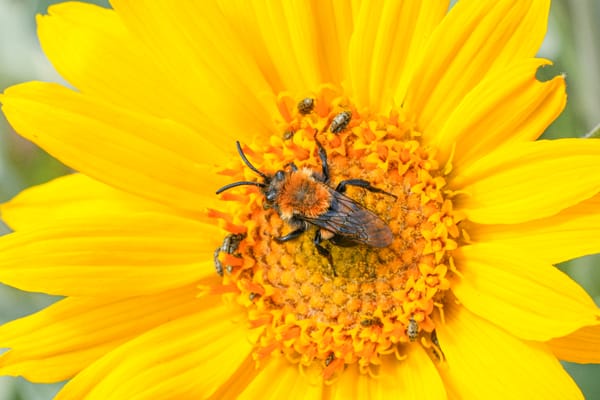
[407,317,419,341]
[360,317,383,327]
[213,233,246,276]
[297,97,315,115]
[216,135,395,275]
[330,110,352,133]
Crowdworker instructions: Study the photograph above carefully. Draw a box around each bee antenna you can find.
[236,141,267,179]
[216,181,265,195]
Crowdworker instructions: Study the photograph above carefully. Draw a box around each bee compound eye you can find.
[266,191,277,202]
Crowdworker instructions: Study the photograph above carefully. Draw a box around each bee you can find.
[407,317,419,341]
[216,134,395,275]
[330,111,352,133]
[213,233,246,276]
[297,97,315,115]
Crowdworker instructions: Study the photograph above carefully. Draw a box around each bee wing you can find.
[301,190,393,247]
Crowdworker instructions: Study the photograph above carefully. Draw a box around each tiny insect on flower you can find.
[430,330,445,361]
[330,110,352,133]
[407,317,419,341]
[325,352,335,366]
[360,317,383,327]
[297,97,315,115]
[213,233,246,276]
[282,130,295,140]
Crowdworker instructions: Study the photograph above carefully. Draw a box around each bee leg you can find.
[275,224,306,243]
[213,247,224,276]
[284,162,298,172]
[314,230,337,276]
[335,179,397,199]
[313,133,330,183]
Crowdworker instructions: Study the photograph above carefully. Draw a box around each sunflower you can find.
[1,0,600,398]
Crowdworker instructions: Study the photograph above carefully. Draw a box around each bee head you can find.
[264,170,287,203]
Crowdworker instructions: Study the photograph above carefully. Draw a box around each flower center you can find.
[212,88,463,380]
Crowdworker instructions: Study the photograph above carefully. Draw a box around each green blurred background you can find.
[0,0,599,398]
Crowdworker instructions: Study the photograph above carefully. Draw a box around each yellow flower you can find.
[1,0,600,398]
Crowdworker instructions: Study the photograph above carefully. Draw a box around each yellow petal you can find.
[0,285,201,382]
[237,356,323,399]
[330,365,366,399]
[348,0,449,112]
[453,138,600,224]
[433,58,565,166]
[110,0,277,140]
[435,302,583,399]
[240,1,329,93]
[404,0,550,137]
[452,243,600,341]
[330,347,445,399]
[203,354,259,399]
[221,0,355,97]
[1,82,227,213]
[37,3,223,138]
[0,213,220,296]
[387,345,447,400]
[0,174,188,231]
[470,194,600,265]
[55,303,254,399]
[549,324,600,363]
[307,0,355,87]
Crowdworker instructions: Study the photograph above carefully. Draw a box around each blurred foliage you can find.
[0,0,599,399]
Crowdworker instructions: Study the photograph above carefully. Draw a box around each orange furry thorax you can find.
[276,168,332,220]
